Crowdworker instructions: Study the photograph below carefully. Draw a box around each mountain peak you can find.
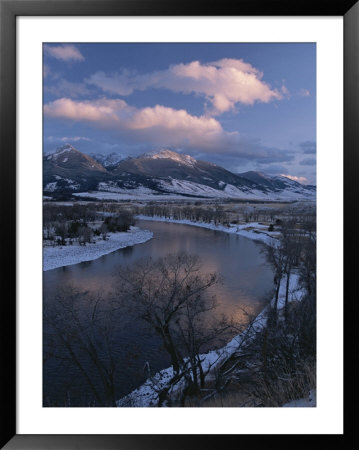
[57,143,76,150]
[43,145,315,200]
[45,143,77,156]
[89,152,125,167]
[55,143,78,154]
[144,149,197,167]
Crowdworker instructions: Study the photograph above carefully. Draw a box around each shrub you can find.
[104,211,135,232]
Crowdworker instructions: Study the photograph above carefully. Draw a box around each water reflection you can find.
[43,220,273,406]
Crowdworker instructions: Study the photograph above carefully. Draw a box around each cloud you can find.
[44,97,294,164]
[87,58,285,115]
[280,174,309,184]
[44,44,85,62]
[46,136,91,143]
[299,88,310,97]
[299,141,316,154]
[44,79,92,98]
[280,85,291,99]
[44,97,230,149]
[299,158,316,166]
[87,69,136,96]
[257,164,290,175]
[43,65,50,79]
[44,98,127,124]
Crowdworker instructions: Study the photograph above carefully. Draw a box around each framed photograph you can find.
[1,0,355,448]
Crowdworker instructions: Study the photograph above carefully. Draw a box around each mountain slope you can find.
[43,146,316,201]
[238,171,316,196]
[43,144,109,192]
[111,149,257,192]
[89,152,125,169]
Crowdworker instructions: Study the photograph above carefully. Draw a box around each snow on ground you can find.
[117,256,305,407]
[97,182,157,195]
[136,215,279,245]
[159,179,240,198]
[73,180,315,201]
[43,226,153,271]
[73,191,202,201]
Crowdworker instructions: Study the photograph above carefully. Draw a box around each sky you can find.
[43,43,316,185]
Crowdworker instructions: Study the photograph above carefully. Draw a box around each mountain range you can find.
[43,144,316,201]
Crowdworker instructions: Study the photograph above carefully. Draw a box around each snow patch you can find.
[43,227,153,271]
[145,149,197,168]
[73,191,200,201]
[44,182,58,192]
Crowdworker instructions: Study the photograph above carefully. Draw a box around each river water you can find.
[43,220,274,406]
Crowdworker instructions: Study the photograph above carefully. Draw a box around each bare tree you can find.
[299,220,316,296]
[116,254,218,370]
[44,285,124,406]
[264,220,307,321]
[115,252,234,404]
[78,226,93,245]
[264,239,286,320]
[99,222,109,240]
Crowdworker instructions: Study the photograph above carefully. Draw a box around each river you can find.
[43,220,274,406]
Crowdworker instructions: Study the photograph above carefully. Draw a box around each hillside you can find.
[44,146,316,201]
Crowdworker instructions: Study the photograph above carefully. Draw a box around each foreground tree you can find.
[116,252,235,404]
[44,286,124,406]
[264,220,308,321]
[264,239,286,317]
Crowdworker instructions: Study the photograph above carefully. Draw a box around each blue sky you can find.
[43,43,316,184]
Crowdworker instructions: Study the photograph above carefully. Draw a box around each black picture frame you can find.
[1,0,356,448]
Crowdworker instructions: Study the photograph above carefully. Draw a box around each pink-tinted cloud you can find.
[46,136,92,143]
[281,174,309,184]
[299,88,310,97]
[44,97,293,163]
[44,98,127,123]
[44,97,231,149]
[43,64,50,79]
[44,79,92,98]
[87,58,285,115]
[44,45,85,62]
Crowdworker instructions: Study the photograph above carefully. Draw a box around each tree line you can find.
[135,204,230,226]
[43,203,135,246]
[133,202,316,228]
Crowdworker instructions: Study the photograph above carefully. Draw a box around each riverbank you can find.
[117,271,305,407]
[43,226,153,271]
[136,215,279,245]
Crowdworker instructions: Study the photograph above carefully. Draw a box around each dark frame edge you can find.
[0,0,16,447]
[343,0,359,439]
[2,0,359,17]
[1,0,357,448]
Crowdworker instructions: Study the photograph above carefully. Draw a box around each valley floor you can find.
[43,226,153,271]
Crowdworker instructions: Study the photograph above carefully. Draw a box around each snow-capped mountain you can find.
[111,149,256,191]
[89,152,125,168]
[43,146,316,201]
[142,149,197,167]
[43,144,109,192]
[238,171,316,197]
